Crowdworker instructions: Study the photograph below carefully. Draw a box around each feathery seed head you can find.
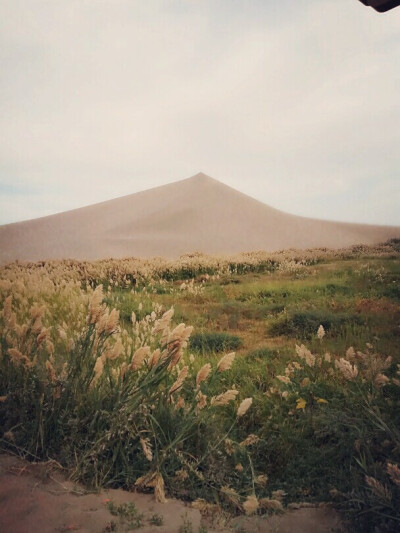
[237,397,253,417]
[335,358,358,380]
[169,365,189,394]
[365,475,392,501]
[148,348,161,368]
[317,324,325,340]
[240,434,259,447]
[243,494,259,515]
[259,498,283,511]
[196,391,207,411]
[196,363,211,388]
[217,352,235,372]
[387,463,400,487]
[211,389,239,406]
[140,437,153,462]
[131,346,151,370]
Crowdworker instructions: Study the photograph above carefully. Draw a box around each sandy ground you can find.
[0,454,346,533]
[0,172,398,263]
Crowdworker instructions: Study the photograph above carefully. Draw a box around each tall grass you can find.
[0,283,258,505]
[1,243,400,531]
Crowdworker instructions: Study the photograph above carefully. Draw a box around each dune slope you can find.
[0,173,398,263]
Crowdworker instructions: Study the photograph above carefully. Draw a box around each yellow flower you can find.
[296,398,306,410]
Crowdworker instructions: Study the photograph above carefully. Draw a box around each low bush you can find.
[323,283,351,296]
[189,332,242,353]
[264,342,400,532]
[383,285,400,301]
[268,310,362,339]
[246,347,276,361]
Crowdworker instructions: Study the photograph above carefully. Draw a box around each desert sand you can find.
[0,454,345,533]
[0,172,398,264]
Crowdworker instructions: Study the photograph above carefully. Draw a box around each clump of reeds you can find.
[0,278,253,505]
[272,328,400,530]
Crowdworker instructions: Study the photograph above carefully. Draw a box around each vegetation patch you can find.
[268,310,362,339]
[1,243,400,533]
[189,332,242,353]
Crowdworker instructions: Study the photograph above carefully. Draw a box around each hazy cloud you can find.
[0,0,399,225]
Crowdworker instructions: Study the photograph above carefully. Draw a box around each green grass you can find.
[1,250,400,532]
[267,310,363,339]
[190,332,243,353]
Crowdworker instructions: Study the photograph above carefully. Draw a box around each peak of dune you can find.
[179,172,233,192]
[0,172,399,264]
[188,171,214,181]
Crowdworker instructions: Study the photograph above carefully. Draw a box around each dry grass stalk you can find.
[153,308,174,334]
[386,463,400,487]
[237,397,253,417]
[191,498,208,511]
[295,344,315,367]
[174,469,189,482]
[221,486,242,510]
[259,498,283,511]
[335,358,358,380]
[7,348,32,368]
[37,327,50,346]
[243,494,259,515]
[374,373,390,387]
[91,356,104,386]
[131,346,150,370]
[45,359,57,383]
[217,352,235,372]
[104,308,120,334]
[255,474,268,487]
[175,395,186,409]
[148,348,161,368]
[140,437,153,462]
[154,473,167,503]
[240,434,259,447]
[135,471,155,488]
[89,285,105,324]
[192,498,220,515]
[224,438,234,456]
[365,476,392,501]
[169,365,189,394]
[317,324,325,340]
[271,489,286,502]
[196,363,211,388]
[3,430,15,442]
[134,471,167,502]
[196,391,207,410]
[211,389,239,406]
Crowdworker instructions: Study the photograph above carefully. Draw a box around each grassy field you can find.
[1,242,400,532]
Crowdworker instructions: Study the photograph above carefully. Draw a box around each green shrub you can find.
[383,285,400,301]
[323,283,351,296]
[246,347,276,361]
[189,332,242,353]
[268,310,362,339]
[258,289,290,300]
[266,343,400,533]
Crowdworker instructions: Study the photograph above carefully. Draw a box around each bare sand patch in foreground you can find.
[0,454,345,533]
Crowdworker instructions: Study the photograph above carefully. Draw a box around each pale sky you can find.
[0,0,399,226]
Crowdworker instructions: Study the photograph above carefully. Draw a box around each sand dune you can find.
[0,172,399,263]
